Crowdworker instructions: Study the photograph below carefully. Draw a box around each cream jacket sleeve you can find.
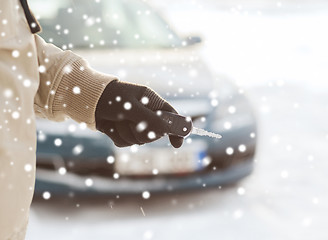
[33,35,117,129]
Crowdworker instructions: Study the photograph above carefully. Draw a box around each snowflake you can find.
[68,124,77,132]
[38,131,47,142]
[136,121,147,132]
[54,138,62,147]
[211,99,218,107]
[63,65,72,73]
[224,121,232,130]
[58,167,67,175]
[237,187,246,195]
[226,147,234,155]
[228,105,236,114]
[72,86,81,94]
[130,145,138,153]
[42,191,51,200]
[79,122,87,129]
[124,102,132,110]
[4,89,13,98]
[201,156,212,167]
[238,144,246,152]
[72,144,83,155]
[142,191,150,199]
[115,96,121,102]
[147,131,156,139]
[23,79,31,88]
[24,164,32,172]
[107,156,115,164]
[38,65,46,73]
[141,96,149,105]
[85,178,93,187]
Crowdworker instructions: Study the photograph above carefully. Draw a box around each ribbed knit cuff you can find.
[142,88,166,111]
[52,59,117,129]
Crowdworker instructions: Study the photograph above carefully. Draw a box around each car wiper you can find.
[160,111,222,140]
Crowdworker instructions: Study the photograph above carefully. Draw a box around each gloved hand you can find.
[95,80,184,148]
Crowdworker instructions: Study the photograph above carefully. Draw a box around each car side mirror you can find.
[183,35,202,46]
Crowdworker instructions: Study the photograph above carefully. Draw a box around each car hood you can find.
[75,47,214,98]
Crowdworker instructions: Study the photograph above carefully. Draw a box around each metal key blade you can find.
[191,127,222,139]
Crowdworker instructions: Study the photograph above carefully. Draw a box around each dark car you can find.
[30,0,257,196]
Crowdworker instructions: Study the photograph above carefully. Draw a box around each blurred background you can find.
[27,0,328,239]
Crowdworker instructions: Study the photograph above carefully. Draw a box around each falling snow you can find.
[72,144,84,155]
[11,111,20,119]
[226,147,234,155]
[107,156,115,164]
[147,131,156,139]
[238,144,246,152]
[42,191,51,200]
[58,167,67,175]
[12,50,20,58]
[23,79,31,88]
[136,121,147,132]
[24,164,32,172]
[237,187,246,195]
[85,178,93,187]
[142,191,151,199]
[73,86,81,94]
[38,65,46,73]
[123,102,132,110]
[54,138,62,147]
[141,96,149,105]
[22,1,328,239]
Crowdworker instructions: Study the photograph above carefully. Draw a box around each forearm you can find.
[34,35,117,129]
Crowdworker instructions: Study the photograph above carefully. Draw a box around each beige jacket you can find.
[0,1,116,239]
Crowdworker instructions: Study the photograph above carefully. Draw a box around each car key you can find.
[160,111,222,139]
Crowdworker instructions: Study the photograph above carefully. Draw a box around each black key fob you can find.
[160,111,193,137]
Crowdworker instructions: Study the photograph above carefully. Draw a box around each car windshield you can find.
[29,0,182,49]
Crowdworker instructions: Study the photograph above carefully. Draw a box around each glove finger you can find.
[169,135,184,148]
[128,101,170,135]
[160,102,185,148]
[135,96,185,147]
[101,121,132,147]
[147,99,184,148]
[141,88,178,114]
[129,120,163,144]
[115,121,143,145]
[160,101,178,114]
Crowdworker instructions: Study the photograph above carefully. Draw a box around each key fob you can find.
[160,111,193,137]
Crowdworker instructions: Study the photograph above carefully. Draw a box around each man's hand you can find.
[95,80,184,148]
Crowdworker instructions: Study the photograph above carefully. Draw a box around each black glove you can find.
[95,80,184,148]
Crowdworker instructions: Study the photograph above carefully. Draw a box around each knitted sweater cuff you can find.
[52,59,117,130]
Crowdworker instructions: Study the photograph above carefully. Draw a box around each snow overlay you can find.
[26,1,328,239]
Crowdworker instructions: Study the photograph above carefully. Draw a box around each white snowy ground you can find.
[27,1,328,240]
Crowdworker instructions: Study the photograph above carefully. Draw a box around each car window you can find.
[29,0,182,49]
